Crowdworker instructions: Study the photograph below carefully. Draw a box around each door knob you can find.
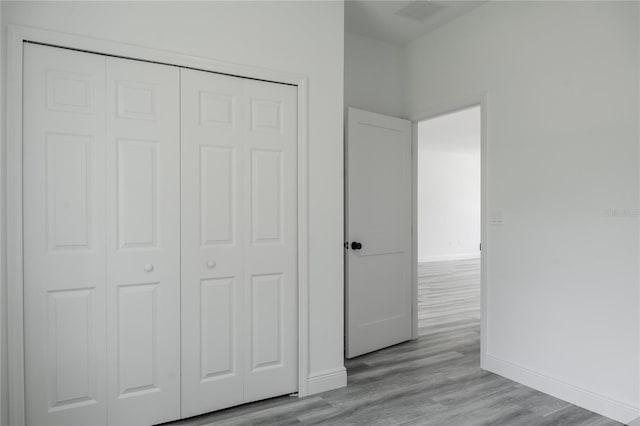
[144,264,154,272]
[351,242,362,250]
[206,260,216,269]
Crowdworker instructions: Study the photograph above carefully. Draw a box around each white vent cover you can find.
[394,1,446,22]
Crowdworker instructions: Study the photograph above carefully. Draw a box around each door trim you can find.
[409,92,488,369]
[6,24,311,425]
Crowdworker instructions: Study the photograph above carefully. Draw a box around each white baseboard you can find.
[418,252,480,263]
[307,367,347,395]
[484,354,639,424]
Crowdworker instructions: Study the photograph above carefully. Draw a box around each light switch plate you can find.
[490,209,504,226]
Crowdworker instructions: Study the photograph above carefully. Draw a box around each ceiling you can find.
[345,0,485,46]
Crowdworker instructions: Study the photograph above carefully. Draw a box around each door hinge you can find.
[479,242,482,251]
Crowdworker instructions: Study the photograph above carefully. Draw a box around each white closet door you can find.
[180,69,245,417]
[24,42,296,425]
[180,69,298,415]
[23,44,108,426]
[242,79,298,403]
[105,57,181,425]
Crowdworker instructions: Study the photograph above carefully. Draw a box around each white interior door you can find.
[242,78,298,403]
[180,69,298,416]
[24,42,298,425]
[180,69,245,417]
[105,57,181,425]
[346,107,412,358]
[24,43,180,426]
[24,42,108,426]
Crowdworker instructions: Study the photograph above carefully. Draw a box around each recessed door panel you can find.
[200,277,237,380]
[46,70,94,114]
[200,146,236,247]
[47,288,96,410]
[251,150,283,245]
[250,274,283,371]
[200,91,236,128]
[47,134,93,250]
[250,98,283,133]
[116,138,158,249]
[117,283,159,397]
[116,80,157,121]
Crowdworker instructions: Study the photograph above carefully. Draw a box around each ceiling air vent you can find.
[394,1,446,22]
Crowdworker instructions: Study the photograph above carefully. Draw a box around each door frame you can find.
[410,93,488,369]
[6,24,311,425]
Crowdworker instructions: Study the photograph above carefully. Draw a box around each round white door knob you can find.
[144,264,154,272]
[206,260,216,269]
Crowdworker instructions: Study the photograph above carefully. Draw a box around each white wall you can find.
[0,1,346,419]
[406,2,639,422]
[418,107,480,262]
[344,31,404,117]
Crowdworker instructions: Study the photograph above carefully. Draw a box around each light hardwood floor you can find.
[165,258,619,426]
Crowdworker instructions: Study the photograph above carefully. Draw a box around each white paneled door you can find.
[241,78,298,403]
[24,44,180,425]
[346,108,412,358]
[105,57,181,425]
[180,69,244,416]
[23,42,298,426]
[180,69,298,418]
[24,42,108,426]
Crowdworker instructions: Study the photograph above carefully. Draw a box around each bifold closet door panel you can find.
[23,44,108,426]
[105,57,181,425]
[242,79,298,403]
[180,69,298,415]
[180,68,245,417]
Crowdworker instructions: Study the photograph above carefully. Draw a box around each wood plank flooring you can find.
[418,258,480,333]
[165,258,619,426]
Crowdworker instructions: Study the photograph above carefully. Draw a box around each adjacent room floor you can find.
[418,258,481,334]
[166,258,619,426]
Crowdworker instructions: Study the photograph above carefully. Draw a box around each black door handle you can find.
[351,241,362,250]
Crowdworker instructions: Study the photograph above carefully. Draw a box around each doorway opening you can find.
[344,103,485,369]
[415,105,482,347]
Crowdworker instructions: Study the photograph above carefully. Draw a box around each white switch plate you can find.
[490,209,504,225]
